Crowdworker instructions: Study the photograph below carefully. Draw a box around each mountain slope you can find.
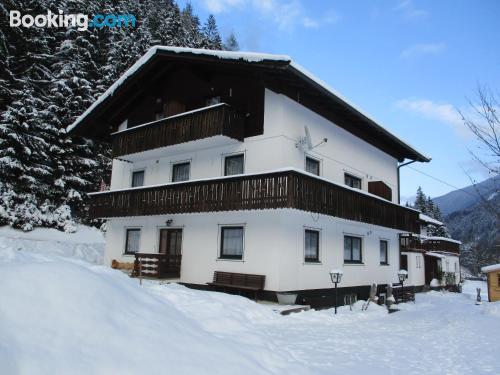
[433,176,499,216]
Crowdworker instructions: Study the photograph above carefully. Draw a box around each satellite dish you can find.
[304,126,313,150]
[295,125,327,151]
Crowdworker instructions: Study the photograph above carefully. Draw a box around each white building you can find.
[69,47,459,306]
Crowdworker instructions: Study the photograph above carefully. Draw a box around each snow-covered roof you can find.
[67,46,430,162]
[424,236,462,245]
[425,252,446,259]
[419,213,443,226]
[481,264,500,273]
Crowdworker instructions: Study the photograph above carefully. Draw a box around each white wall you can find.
[401,251,425,287]
[109,89,399,203]
[105,209,403,291]
[442,254,461,285]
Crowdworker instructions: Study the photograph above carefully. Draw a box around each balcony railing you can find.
[423,238,460,254]
[89,170,420,232]
[400,234,460,254]
[132,253,181,279]
[112,103,244,158]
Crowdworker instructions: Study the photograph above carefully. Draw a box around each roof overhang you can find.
[68,46,431,163]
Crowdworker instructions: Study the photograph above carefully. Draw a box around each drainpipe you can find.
[397,160,418,205]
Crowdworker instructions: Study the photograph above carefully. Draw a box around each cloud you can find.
[203,0,245,13]
[202,0,337,31]
[394,0,429,20]
[400,43,445,59]
[395,98,468,136]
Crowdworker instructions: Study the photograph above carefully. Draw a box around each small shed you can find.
[481,264,500,302]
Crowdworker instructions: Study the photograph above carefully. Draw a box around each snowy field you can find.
[1,227,499,375]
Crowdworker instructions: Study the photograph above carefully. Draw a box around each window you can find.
[131,170,144,187]
[220,226,244,260]
[345,173,361,189]
[224,154,244,176]
[305,157,320,176]
[497,273,500,288]
[416,256,422,269]
[172,162,190,182]
[304,229,320,262]
[380,240,388,265]
[344,235,362,263]
[454,262,458,273]
[125,229,141,254]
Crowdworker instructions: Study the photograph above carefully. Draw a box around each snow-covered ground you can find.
[1,227,499,374]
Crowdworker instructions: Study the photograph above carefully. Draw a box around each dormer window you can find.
[345,173,361,189]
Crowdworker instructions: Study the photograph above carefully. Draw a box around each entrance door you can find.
[159,228,183,255]
[400,254,408,271]
[159,228,182,278]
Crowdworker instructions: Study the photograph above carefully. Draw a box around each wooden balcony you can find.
[89,170,419,232]
[112,103,244,160]
[423,238,460,254]
[400,234,460,254]
[132,253,181,279]
[399,234,425,252]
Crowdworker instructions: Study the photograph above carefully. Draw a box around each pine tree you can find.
[202,15,222,49]
[414,186,427,213]
[223,31,239,51]
[0,0,236,231]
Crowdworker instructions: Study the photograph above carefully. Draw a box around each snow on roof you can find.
[419,213,443,226]
[425,252,446,259]
[481,264,500,273]
[67,46,291,133]
[66,46,430,161]
[425,236,462,245]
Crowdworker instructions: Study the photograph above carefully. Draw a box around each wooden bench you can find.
[207,271,266,301]
[392,285,416,304]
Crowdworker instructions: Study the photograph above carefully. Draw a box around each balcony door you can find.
[159,228,183,256]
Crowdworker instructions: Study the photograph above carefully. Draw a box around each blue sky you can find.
[180,0,500,202]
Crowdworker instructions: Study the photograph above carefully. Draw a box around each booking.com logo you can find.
[9,10,136,31]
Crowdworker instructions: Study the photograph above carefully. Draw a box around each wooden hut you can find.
[481,264,500,302]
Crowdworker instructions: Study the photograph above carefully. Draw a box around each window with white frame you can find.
[344,235,362,263]
[305,156,320,176]
[131,170,144,187]
[220,226,244,260]
[125,228,141,254]
[304,229,320,262]
[380,240,388,265]
[416,255,422,269]
[172,162,190,182]
[224,154,244,176]
[344,173,362,189]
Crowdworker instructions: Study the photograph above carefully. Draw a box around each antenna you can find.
[304,126,313,150]
[295,125,328,151]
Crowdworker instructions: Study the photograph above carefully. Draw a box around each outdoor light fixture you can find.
[397,269,407,284]
[165,219,173,226]
[397,270,407,302]
[329,269,343,315]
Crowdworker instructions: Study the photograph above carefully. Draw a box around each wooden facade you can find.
[368,181,392,201]
[113,104,244,158]
[89,170,420,232]
[485,269,500,302]
[399,234,460,254]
